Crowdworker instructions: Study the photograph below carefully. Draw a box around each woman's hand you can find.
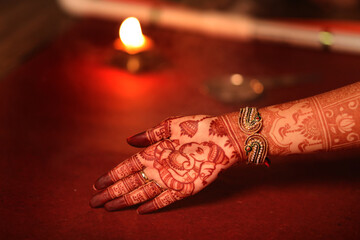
[89,115,243,214]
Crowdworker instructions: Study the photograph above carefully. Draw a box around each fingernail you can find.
[89,190,111,208]
[104,197,127,211]
[89,195,103,208]
[137,202,156,214]
[127,131,151,147]
[94,173,113,190]
[92,184,98,191]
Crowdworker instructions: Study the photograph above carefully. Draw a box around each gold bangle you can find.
[238,107,263,134]
[239,107,270,166]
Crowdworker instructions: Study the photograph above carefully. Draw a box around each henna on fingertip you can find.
[91,174,144,208]
[94,173,113,190]
[89,189,112,208]
[105,182,163,211]
[104,197,127,211]
[127,131,152,147]
[137,190,181,214]
[128,120,172,147]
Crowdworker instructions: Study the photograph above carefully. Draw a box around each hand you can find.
[89,115,242,214]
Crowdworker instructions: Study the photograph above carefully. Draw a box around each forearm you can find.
[222,82,360,159]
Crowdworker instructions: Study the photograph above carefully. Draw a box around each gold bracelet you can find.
[239,107,270,166]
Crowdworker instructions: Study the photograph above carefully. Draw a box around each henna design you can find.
[140,140,177,161]
[151,190,183,210]
[230,150,241,160]
[298,116,322,140]
[209,119,228,137]
[109,155,144,182]
[259,108,293,155]
[140,144,158,161]
[178,116,212,138]
[224,139,233,148]
[315,94,360,150]
[278,116,322,141]
[153,140,229,195]
[179,120,199,138]
[123,182,162,206]
[146,120,172,144]
[107,172,146,199]
[297,139,320,152]
[259,82,360,155]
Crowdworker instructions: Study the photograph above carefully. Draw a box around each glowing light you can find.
[127,56,141,73]
[230,74,244,86]
[114,17,153,55]
[120,17,145,49]
[319,31,333,46]
[250,79,264,94]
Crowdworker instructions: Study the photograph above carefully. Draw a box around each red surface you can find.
[1,19,359,240]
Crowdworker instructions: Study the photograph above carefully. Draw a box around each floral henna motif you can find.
[315,92,360,149]
[260,82,360,155]
[224,139,233,148]
[209,119,228,137]
[278,116,322,141]
[260,100,325,155]
[298,116,322,140]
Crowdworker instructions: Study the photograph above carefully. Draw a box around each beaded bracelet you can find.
[238,107,270,167]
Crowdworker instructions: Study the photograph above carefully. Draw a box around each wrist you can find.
[220,109,271,165]
[219,112,248,162]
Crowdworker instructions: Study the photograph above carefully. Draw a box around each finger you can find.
[90,171,148,208]
[94,155,144,190]
[104,181,163,211]
[127,119,172,147]
[137,189,183,214]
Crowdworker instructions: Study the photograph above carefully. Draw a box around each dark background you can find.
[1,1,359,239]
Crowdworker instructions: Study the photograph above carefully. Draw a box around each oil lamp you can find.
[111,17,162,73]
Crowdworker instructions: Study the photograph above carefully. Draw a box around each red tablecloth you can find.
[0,19,359,240]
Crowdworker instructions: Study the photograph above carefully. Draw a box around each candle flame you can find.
[117,17,150,54]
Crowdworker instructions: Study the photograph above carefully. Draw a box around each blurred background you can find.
[0,0,359,80]
[0,0,73,79]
